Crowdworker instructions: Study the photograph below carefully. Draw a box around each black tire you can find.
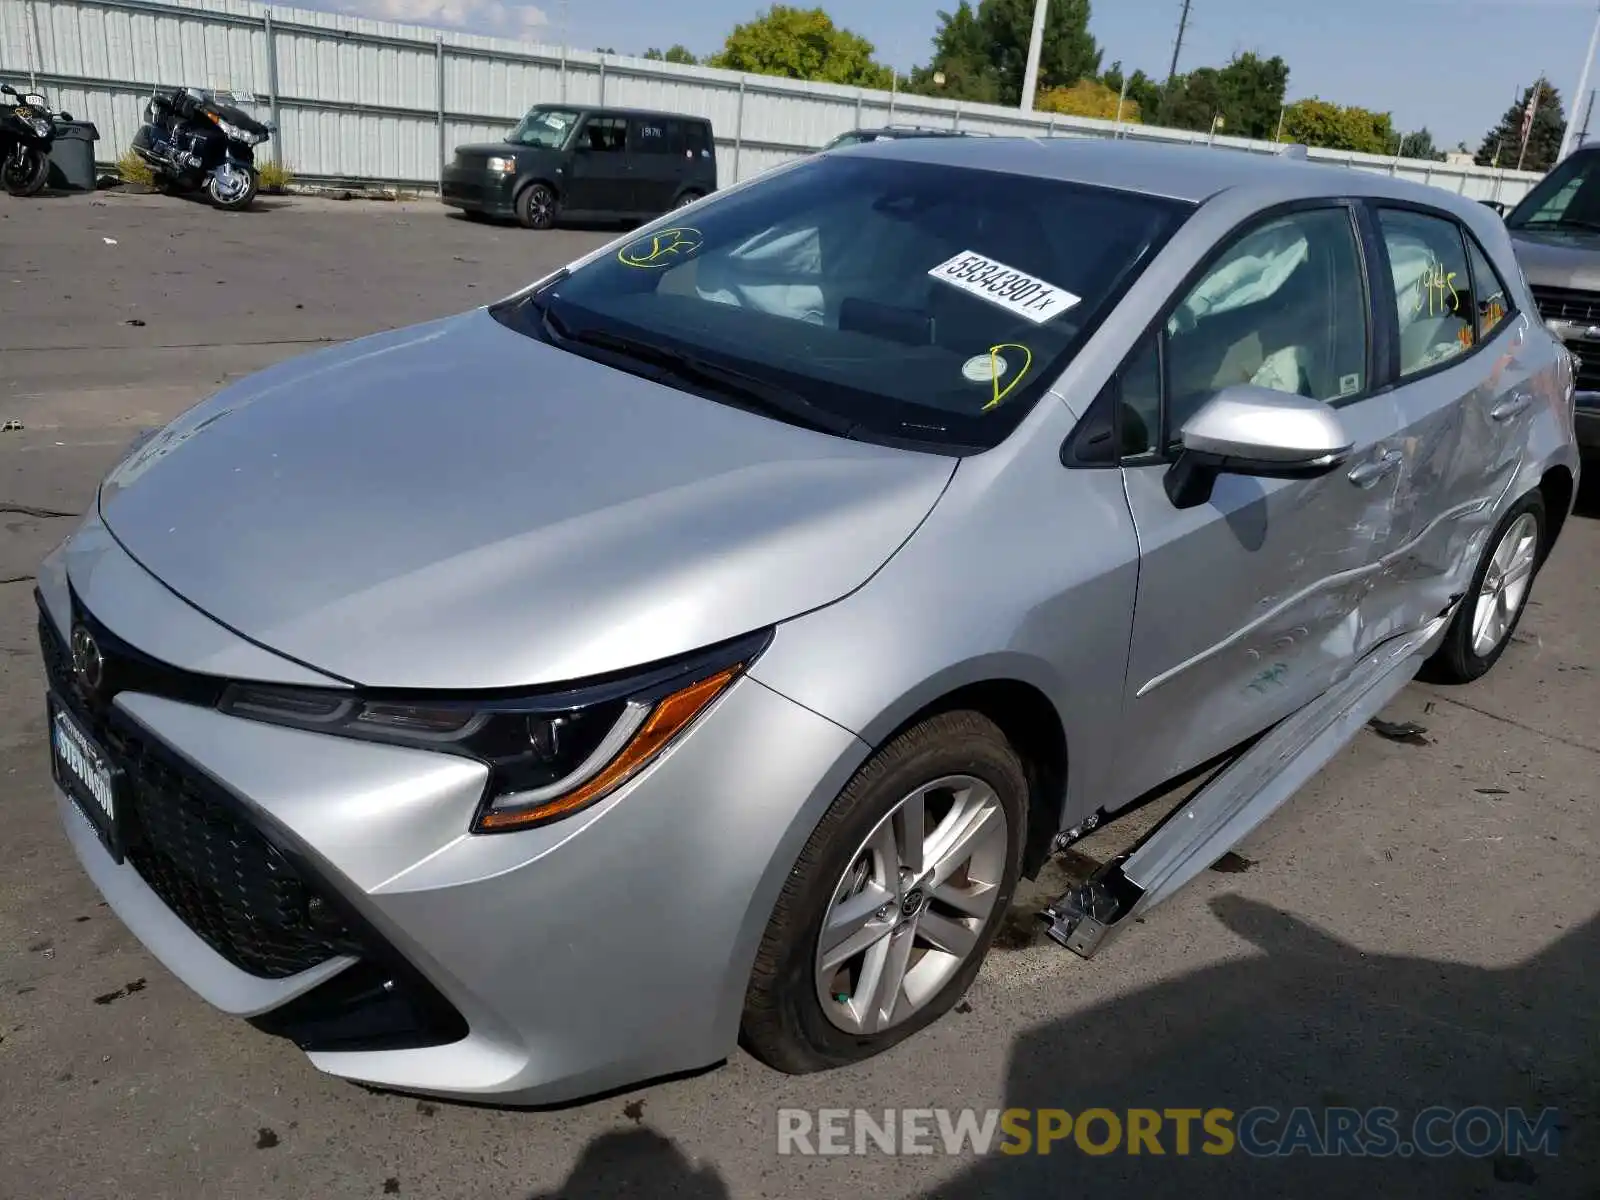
[1422,489,1547,684]
[742,710,1028,1074]
[207,163,258,211]
[673,190,701,210]
[2,145,50,197]
[515,182,558,230]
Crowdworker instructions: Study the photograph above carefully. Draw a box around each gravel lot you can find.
[1,189,1596,1200]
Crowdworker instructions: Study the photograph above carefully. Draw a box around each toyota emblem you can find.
[70,623,104,694]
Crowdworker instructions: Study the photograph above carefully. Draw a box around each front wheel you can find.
[2,145,50,197]
[742,710,1028,1074]
[207,161,258,211]
[1423,489,1547,684]
[515,182,558,230]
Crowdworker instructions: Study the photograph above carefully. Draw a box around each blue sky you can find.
[348,0,1600,149]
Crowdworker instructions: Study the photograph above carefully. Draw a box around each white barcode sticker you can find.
[927,250,1081,324]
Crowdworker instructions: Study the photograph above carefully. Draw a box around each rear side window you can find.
[581,117,627,153]
[1377,209,1475,376]
[683,121,713,158]
[1464,236,1513,343]
[631,117,674,154]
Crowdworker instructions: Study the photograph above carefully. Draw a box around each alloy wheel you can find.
[814,774,1008,1035]
[1471,512,1539,658]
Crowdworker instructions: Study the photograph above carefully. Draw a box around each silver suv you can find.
[38,138,1579,1105]
[1503,142,1600,456]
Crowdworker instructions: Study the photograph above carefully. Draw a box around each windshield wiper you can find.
[539,310,859,438]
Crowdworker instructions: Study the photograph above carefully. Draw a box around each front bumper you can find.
[439,166,517,218]
[41,538,865,1104]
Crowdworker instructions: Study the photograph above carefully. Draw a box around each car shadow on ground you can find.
[523,897,1597,1199]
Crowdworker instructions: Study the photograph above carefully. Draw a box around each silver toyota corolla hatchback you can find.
[39,138,1579,1104]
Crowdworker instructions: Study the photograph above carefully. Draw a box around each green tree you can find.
[1100,60,1161,121]
[644,45,698,65]
[1158,52,1288,136]
[1474,78,1567,172]
[1398,127,1446,161]
[1281,97,1396,155]
[907,2,1003,102]
[707,6,893,88]
[912,0,1101,106]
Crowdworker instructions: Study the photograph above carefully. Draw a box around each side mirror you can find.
[1479,200,1508,217]
[1,84,17,97]
[1164,384,1353,510]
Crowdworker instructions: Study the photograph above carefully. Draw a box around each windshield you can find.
[495,154,1189,451]
[508,107,578,149]
[1506,149,1600,231]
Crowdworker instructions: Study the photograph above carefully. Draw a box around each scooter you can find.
[130,86,272,211]
[0,81,56,197]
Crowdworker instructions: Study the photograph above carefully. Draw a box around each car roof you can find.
[540,104,709,123]
[846,134,1487,213]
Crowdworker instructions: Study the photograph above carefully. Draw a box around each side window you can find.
[581,116,627,153]
[630,117,672,154]
[1464,235,1513,343]
[1377,208,1475,376]
[1119,333,1162,456]
[683,122,712,157]
[1163,208,1369,440]
[662,120,688,155]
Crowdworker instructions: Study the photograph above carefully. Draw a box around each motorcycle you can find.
[130,86,272,211]
[0,81,56,197]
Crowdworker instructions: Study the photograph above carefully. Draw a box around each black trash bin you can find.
[48,121,100,191]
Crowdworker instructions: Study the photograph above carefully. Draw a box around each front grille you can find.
[1530,284,1600,324]
[39,609,363,979]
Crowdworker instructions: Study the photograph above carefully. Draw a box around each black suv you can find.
[443,104,717,230]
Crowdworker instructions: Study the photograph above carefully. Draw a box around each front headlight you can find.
[217,628,772,832]
[26,114,49,137]
[216,118,264,145]
[486,155,517,173]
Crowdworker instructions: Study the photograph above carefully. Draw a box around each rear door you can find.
[566,114,634,213]
[1112,203,1413,799]
[1366,205,1540,632]
[628,114,682,213]
[683,119,717,191]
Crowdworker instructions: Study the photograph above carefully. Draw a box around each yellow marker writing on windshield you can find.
[618,226,703,268]
[982,344,1033,411]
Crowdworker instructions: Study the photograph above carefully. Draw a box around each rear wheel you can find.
[1423,490,1546,683]
[2,144,50,197]
[742,711,1027,1074]
[516,182,558,230]
[673,190,702,210]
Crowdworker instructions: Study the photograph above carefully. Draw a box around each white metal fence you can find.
[0,0,1547,205]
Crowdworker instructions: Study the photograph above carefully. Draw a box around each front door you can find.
[1112,204,1413,801]
[1366,204,1542,633]
[566,115,634,214]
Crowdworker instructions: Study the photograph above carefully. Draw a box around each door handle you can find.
[1490,393,1533,421]
[1347,449,1404,488]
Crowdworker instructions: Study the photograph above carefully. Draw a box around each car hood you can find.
[1508,227,1600,291]
[96,310,955,690]
[453,141,548,159]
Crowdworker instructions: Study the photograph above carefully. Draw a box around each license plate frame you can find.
[47,694,126,863]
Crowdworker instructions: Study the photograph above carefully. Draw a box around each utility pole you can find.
[1020,0,1049,112]
[559,0,569,100]
[1167,0,1193,85]
[1561,2,1600,160]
